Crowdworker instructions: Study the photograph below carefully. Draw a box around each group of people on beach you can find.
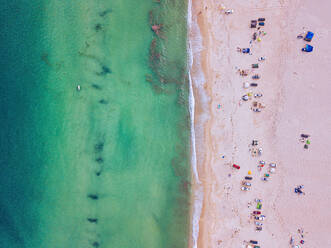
[236,16,309,248]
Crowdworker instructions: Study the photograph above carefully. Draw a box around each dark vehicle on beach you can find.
[253,211,261,215]
[250,240,258,244]
[245,176,253,180]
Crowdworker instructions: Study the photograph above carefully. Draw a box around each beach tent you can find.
[302,44,313,52]
[304,31,314,42]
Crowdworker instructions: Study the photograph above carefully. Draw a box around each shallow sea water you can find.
[0,0,190,247]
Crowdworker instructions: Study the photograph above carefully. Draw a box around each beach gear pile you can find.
[249,139,263,157]
[258,162,277,181]
[241,172,252,191]
[299,133,311,149]
[294,185,305,195]
[249,198,266,231]
[289,228,306,247]
[237,18,267,112]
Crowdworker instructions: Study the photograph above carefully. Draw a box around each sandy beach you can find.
[190,0,331,247]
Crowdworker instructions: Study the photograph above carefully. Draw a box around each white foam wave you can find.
[187,1,206,247]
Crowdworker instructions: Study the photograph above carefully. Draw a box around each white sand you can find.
[190,0,331,247]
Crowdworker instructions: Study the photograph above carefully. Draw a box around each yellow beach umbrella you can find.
[248,170,252,175]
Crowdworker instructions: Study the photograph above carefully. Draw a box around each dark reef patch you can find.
[95,157,104,164]
[99,99,109,104]
[91,84,102,90]
[87,218,98,223]
[94,142,104,153]
[96,65,112,76]
[99,9,112,17]
[87,194,99,200]
[92,241,100,247]
[94,23,102,32]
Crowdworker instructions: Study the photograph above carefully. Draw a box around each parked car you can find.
[253,211,261,215]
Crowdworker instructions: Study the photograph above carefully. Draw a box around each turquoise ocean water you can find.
[0,0,191,247]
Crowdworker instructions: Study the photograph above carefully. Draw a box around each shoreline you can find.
[188,0,210,247]
[189,0,331,247]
